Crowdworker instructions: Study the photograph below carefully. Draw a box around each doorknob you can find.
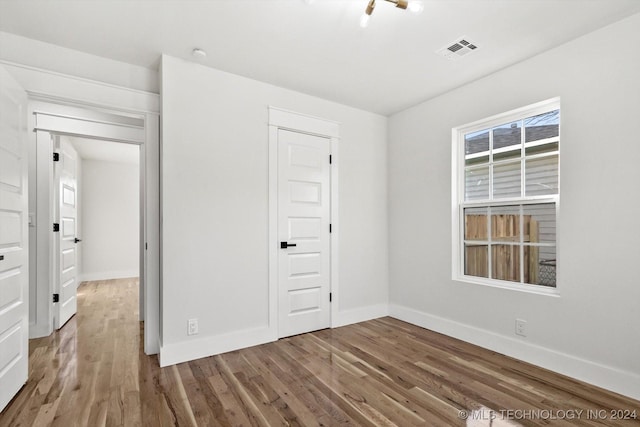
[74,238,82,243]
[280,241,297,249]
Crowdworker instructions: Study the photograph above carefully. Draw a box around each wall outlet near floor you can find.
[188,318,199,336]
[515,319,527,337]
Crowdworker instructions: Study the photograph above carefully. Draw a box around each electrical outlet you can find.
[515,319,527,337]
[187,318,198,336]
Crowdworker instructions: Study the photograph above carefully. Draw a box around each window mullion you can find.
[520,119,525,198]
[489,128,493,201]
[520,124,525,285]
[520,204,524,284]
[487,206,492,280]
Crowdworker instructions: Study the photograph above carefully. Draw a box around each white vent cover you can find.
[436,37,479,60]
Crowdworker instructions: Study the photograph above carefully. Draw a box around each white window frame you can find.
[451,98,560,295]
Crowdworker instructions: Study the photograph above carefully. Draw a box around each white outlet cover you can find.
[515,319,527,336]
[188,318,198,335]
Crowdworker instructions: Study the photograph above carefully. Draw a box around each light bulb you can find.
[359,13,372,28]
[407,1,424,13]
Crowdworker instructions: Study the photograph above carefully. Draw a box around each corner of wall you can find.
[332,304,389,328]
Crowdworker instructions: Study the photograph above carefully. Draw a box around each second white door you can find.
[54,138,79,329]
[278,129,331,338]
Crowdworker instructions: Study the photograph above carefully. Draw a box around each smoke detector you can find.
[436,37,479,61]
[192,48,207,59]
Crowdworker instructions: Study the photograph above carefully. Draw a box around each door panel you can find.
[278,129,330,338]
[54,139,79,329]
[0,211,21,245]
[288,217,321,240]
[0,66,28,412]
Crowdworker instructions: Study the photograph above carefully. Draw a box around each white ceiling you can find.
[68,137,140,165]
[1,0,639,115]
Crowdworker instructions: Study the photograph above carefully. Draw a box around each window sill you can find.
[454,275,560,297]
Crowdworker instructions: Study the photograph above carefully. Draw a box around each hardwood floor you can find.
[1,279,638,426]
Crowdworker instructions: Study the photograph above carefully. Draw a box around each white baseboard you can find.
[29,322,52,339]
[158,304,388,367]
[80,270,139,282]
[332,303,389,328]
[159,326,277,367]
[389,303,640,400]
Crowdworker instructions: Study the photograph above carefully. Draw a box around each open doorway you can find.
[28,100,158,353]
[66,136,141,321]
[69,137,140,283]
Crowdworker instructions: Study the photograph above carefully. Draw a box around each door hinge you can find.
[329,224,332,233]
[145,243,148,250]
[329,154,332,164]
[53,152,60,162]
[53,293,59,303]
[53,223,60,232]
[329,292,332,303]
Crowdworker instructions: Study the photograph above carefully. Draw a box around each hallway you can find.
[0,279,145,425]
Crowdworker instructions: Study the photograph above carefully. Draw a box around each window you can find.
[453,99,559,290]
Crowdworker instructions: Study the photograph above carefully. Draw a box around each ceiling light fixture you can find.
[360,0,423,28]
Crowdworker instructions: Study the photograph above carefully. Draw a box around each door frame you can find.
[267,106,340,335]
[33,107,145,332]
[28,98,160,355]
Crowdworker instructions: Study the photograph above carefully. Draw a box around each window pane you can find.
[524,245,556,287]
[465,167,489,201]
[465,244,488,278]
[491,206,520,242]
[523,203,555,244]
[524,109,559,142]
[493,121,521,161]
[491,244,520,282]
[525,155,558,196]
[493,161,521,198]
[465,129,490,166]
[465,129,489,155]
[464,207,488,240]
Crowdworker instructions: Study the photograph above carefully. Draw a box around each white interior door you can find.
[278,129,331,338]
[54,138,79,329]
[0,66,29,412]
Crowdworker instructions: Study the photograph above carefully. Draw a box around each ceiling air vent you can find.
[436,37,479,60]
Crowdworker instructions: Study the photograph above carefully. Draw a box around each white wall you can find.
[388,13,640,399]
[160,55,388,365]
[80,159,139,281]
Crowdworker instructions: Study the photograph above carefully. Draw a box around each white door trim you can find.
[0,59,159,114]
[30,102,159,355]
[268,107,340,337]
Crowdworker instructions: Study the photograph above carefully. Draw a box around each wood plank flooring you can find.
[1,279,638,426]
